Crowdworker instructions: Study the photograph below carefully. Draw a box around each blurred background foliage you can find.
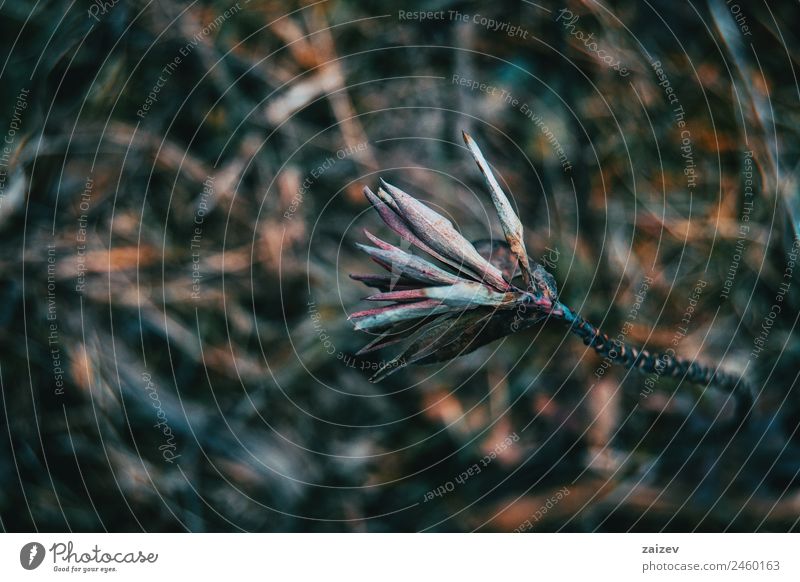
[0,0,799,531]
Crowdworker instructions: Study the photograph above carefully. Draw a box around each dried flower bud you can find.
[350,136,562,379]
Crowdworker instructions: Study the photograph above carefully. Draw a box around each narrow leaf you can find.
[462,131,532,288]
[354,243,461,286]
[349,299,463,331]
[368,281,513,307]
[364,186,487,283]
[379,179,509,291]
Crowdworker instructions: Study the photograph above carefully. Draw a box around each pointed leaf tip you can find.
[462,132,532,288]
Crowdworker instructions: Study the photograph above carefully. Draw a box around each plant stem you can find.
[558,303,754,426]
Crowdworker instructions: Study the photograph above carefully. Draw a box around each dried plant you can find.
[350,132,753,425]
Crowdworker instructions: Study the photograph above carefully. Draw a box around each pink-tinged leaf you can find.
[429,282,513,307]
[349,299,462,331]
[368,282,513,308]
[354,242,462,286]
[364,186,486,283]
[349,304,398,320]
[370,184,399,212]
[365,288,429,302]
[362,229,396,251]
[379,179,510,291]
[462,131,532,288]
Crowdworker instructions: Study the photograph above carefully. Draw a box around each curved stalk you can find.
[558,303,754,427]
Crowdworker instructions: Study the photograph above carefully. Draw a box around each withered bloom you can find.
[350,132,753,425]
